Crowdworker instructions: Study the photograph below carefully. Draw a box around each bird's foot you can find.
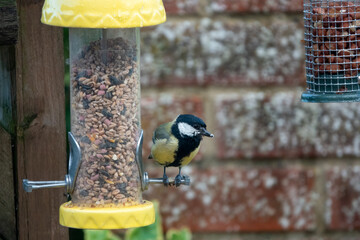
[174,174,183,187]
[163,175,170,187]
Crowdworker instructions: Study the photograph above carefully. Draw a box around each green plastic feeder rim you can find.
[301,74,360,103]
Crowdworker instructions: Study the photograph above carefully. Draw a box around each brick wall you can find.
[140,0,360,239]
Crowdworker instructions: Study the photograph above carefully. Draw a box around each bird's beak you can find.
[200,127,214,138]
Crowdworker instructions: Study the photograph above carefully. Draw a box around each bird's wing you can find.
[149,121,176,162]
[149,122,171,159]
[152,122,172,143]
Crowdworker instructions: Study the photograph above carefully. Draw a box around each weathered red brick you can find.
[144,167,316,232]
[215,91,360,159]
[141,17,305,87]
[192,234,360,240]
[163,0,200,15]
[141,93,204,159]
[208,0,303,14]
[326,166,360,230]
[163,0,303,15]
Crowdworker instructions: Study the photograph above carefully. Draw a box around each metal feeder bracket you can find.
[135,130,191,191]
[23,132,81,193]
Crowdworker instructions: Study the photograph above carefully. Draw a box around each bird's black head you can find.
[174,114,214,139]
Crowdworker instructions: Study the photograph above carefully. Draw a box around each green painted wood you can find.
[0,126,16,240]
[0,44,16,240]
[0,0,16,6]
[0,0,18,45]
[0,46,15,131]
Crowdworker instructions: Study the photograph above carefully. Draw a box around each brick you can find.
[208,0,303,14]
[163,0,200,15]
[193,234,360,240]
[141,17,305,87]
[326,166,360,230]
[144,167,316,232]
[141,93,204,159]
[215,91,360,159]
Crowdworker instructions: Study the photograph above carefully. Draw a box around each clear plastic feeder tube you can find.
[70,28,142,206]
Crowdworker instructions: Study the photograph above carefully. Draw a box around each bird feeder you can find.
[302,0,360,102]
[22,0,167,229]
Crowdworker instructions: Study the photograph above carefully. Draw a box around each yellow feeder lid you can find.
[41,0,166,28]
[59,201,155,229]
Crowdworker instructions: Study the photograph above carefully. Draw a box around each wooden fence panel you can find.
[15,0,68,239]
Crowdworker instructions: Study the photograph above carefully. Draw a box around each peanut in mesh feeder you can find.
[302,0,360,102]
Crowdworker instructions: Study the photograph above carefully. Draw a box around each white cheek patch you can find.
[178,122,199,137]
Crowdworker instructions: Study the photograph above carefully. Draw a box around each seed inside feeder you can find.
[70,29,141,207]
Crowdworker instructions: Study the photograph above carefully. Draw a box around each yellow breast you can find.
[179,145,200,167]
[151,137,201,167]
[151,136,178,166]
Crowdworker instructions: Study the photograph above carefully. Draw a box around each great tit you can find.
[149,114,214,186]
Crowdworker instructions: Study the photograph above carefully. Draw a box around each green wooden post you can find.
[0,0,18,45]
[0,45,17,240]
[0,0,18,239]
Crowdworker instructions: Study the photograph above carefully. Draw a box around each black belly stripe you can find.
[168,123,202,167]
[168,137,201,167]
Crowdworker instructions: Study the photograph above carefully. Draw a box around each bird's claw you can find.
[174,174,183,187]
[163,175,170,187]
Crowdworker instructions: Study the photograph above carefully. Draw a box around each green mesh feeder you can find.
[302,0,360,103]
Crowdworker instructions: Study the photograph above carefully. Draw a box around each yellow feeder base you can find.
[59,201,155,229]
